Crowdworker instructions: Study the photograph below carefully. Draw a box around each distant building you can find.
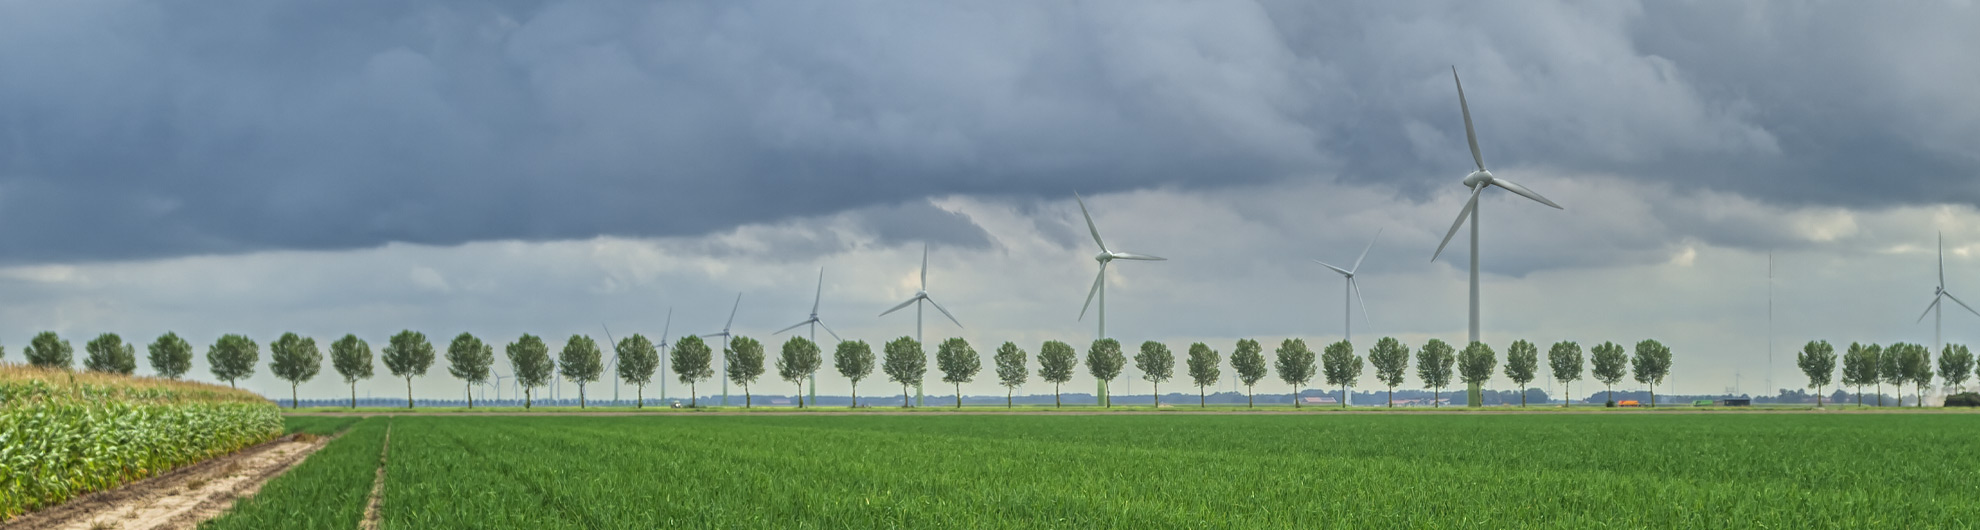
[1301,396,1338,405]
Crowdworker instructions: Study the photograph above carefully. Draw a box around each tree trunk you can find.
[798,381,806,409]
[229,379,236,389]
[1200,386,1205,408]
[1520,384,1526,407]
[1103,380,1111,408]
[742,384,750,408]
[1816,385,1824,407]
[1293,385,1300,409]
[850,380,859,408]
[525,388,533,409]
[637,385,644,409]
[1606,385,1612,405]
[406,377,414,409]
[1247,386,1253,408]
[955,382,962,409]
[1856,385,1862,406]
[902,384,910,408]
[1434,387,1440,408]
[1153,382,1159,408]
[580,383,587,409]
[1876,381,1883,406]
[1341,384,1348,409]
[1053,383,1060,408]
[292,383,298,409]
[690,382,697,408]
[466,382,474,409]
[350,382,357,409]
[1918,382,1925,408]
[1006,388,1012,409]
[1387,386,1393,408]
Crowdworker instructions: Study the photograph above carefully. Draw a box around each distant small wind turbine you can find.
[658,308,672,402]
[880,244,963,407]
[1315,228,1381,408]
[706,293,742,407]
[777,267,842,406]
[1075,192,1164,406]
[1918,232,1980,357]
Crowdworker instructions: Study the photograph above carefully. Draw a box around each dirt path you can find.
[359,424,390,530]
[1,433,330,530]
[287,407,1951,417]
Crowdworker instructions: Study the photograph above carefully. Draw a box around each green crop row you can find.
[0,364,283,520]
[341,414,1977,528]
[201,417,387,530]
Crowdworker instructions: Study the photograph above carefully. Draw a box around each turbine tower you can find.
[658,308,672,403]
[602,323,619,406]
[705,293,742,407]
[1918,232,1980,361]
[777,267,842,407]
[1075,192,1165,406]
[1314,228,1380,406]
[879,244,963,407]
[1432,66,1565,407]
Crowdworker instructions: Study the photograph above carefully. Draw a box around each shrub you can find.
[1944,392,1980,407]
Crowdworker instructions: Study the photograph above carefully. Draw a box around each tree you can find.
[1631,339,1673,407]
[882,336,925,408]
[1896,343,1932,408]
[1841,343,1879,406]
[330,334,374,408]
[208,334,259,389]
[617,334,661,408]
[1548,341,1583,406]
[1797,340,1836,407]
[776,337,822,408]
[506,334,554,409]
[24,331,73,369]
[1135,341,1175,408]
[148,332,194,380]
[993,342,1029,409]
[445,333,494,409]
[1879,343,1906,406]
[1185,342,1221,408]
[1457,341,1497,406]
[381,330,435,409]
[269,332,322,409]
[1504,340,1539,407]
[1037,340,1077,408]
[84,333,138,374]
[1320,340,1362,409]
[935,338,980,409]
[1231,339,1268,408]
[724,336,766,407]
[1274,339,1317,408]
[1589,341,1628,404]
[1086,339,1125,408]
[560,334,605,408]
[670,335,713,407]
[1368,337,1409,407]
[1939,344,1974,394]
[1415,339,1455,407]
[834,340,875,408]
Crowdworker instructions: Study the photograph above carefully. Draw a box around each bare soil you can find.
[358,424,390,530]
[2,433,330,530]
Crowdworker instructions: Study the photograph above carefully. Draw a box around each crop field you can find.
[204,412,1979,528]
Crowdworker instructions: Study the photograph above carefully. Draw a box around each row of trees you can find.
[1797,341,1973,407]
[8,330,1678,409]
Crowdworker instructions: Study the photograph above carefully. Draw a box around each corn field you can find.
[0,364,282,520]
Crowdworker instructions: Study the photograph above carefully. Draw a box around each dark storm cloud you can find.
[1,1,1974,264]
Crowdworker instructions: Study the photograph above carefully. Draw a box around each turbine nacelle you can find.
[1462,170,1494,188]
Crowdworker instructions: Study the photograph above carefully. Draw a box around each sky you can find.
[4,1,1980,403]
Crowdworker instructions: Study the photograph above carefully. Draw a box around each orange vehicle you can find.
[1618,400,1641,407]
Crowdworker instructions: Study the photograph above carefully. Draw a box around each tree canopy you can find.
[269,332,322,409]
[83,333,138,375]
[1458,341,1497,388]
[776,336,822,407]
[936,338,980,408]
[506,334,555,409]
[1505,340,1539,406]
[671,335,714,406]
[25,331,73,369]
[446,333,495,387]
[882,336,925,407]
[1185,342,1221,407]
[559,334,605,407]
[1415,339,1456,406]
[1939,344,1974,393]
[1135,341,1175,407]
[1320,340,1363,408]
[1590,341,1628,403]
[1274,338,1316,407]
[1086,339,1125,406]
[1036,340,1077,407]
[834,339,874,407]
[208,334,259,388]
[1368,337,1410,407]
[617,334,661,407]
[382,330,435,408]
[148,332,194,380]
[1797,340,1836,407]
[331,334,374,408]
[993,342,1029,408]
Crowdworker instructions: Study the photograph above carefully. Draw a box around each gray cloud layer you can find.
[1,1,1976,266]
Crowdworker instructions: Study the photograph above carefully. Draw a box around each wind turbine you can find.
[706,293,742,407]
[777,267,842,407]
[1074,192,1165,406]
[602,324,620,406]
[1431,66,1564,406]
[1314,228,1380,407]
[658,308,672,403]
[879,244,963,407]
[487,371,511,405]
[1918,232,1980,362]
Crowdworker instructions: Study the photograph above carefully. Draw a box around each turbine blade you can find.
[921,243,929,290]
[661,308,672,343]
[816,321,843,342]
[726,293,742,329]
[1940,231,1946,288]
[1432,185,1484,262]
[1489,178,1563,210]
[1313,259,1352,277]
[1075,192,1108,252]
[814,267,825,315]
[879,297,919,317]
[705,331,729,338]
[1112,252,1165,261]
[924,296,964,329]
[1944,291,1980,320]
[1079,263,1107,321]
[1453,66,1485,172]
[1351,277,1371,325]
[774,320,810,335]
[1918,296,1943,324]
[1351,227,1383,273]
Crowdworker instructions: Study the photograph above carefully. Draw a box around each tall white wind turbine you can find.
[658,307,671,402]
[1918,232,1980,363]
[777,267,842,407]
[1315,228,1380,406]
[1431,66,1565,405]
[705,293,742,407]
[1075,192,1165,406]
[879,244,963,407]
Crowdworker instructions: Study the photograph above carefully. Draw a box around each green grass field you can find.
[218,413,1979,528]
